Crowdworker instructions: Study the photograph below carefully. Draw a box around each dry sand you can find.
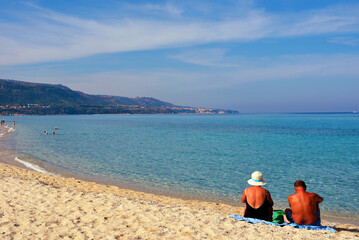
[1,126,359,239]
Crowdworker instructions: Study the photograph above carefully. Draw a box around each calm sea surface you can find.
[2,114,359,218]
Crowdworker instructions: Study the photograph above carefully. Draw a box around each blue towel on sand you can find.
[230,214,336,233]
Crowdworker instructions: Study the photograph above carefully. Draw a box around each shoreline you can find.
[1,125,359,227]
[5,153,359,226]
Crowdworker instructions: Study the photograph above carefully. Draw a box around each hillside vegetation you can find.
[0,79,238,115]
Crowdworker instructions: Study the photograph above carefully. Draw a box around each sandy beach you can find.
[1,126,359,239]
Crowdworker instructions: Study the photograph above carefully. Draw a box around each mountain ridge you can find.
[0,79,238,115]
[0,79,175,108]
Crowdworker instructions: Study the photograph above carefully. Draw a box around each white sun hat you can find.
[247,171,267,186]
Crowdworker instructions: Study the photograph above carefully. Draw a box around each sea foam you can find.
[14,157,56,176]
[2,125,16,132]
[7,127,16,132]
[0,125,15,136]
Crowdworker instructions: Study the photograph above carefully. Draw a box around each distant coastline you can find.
[0,106,239,116]
[0,79,238,115]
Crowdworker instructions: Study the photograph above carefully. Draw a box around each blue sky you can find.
[0,0,359,112]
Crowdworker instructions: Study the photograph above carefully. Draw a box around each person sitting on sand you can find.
[241,171,273,221]
[285,180,323,226]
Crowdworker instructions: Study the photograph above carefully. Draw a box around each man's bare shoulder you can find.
[308,192,319,197]
[309,192,324,201]
[288,193,296,200]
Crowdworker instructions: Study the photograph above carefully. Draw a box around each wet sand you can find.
[1,126,359,239]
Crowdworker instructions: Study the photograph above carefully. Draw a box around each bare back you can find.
[288,189,323,225]
[241,186,273,209]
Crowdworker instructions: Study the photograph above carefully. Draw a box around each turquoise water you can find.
[2,114,359,218]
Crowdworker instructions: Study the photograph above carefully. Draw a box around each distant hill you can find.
[0,79,238,115]
[0,79,174,108]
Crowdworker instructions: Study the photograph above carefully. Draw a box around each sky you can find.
[0,0,359,112]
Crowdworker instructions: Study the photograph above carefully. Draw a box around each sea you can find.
[1,114,358,219]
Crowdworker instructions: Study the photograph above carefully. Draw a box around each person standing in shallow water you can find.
[285,180,323,226]
[241,171,274,221]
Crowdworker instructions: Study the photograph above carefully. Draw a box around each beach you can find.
[1,126,359,239]
[1,164,359,239]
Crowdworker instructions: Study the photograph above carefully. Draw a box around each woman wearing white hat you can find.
[241,171,274,221]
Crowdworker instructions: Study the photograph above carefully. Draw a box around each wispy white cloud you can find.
[0,3,359,66]
[170,53,359,91]
[170,48,238,67]
[128,3,183,17]
[274,4,359,37]
[328,36,359,46]
[231,54,359,83]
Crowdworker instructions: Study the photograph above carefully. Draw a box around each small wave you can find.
[14,157,56,176]
[7,127,16,132]
[2,125,16,132]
